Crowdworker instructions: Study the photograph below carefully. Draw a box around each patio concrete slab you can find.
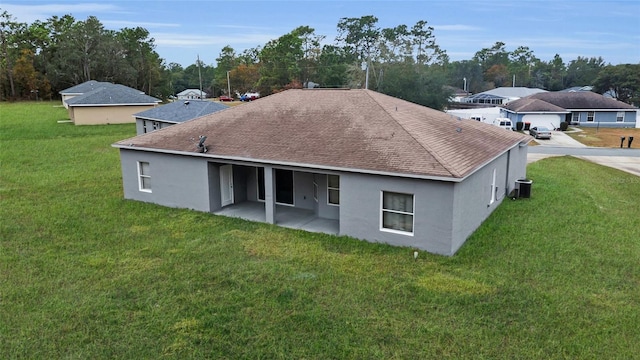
[214,201,339,235]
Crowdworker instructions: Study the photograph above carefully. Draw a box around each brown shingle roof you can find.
[503,98,569,113]
[115,89,529,179]
[529,91,637,110]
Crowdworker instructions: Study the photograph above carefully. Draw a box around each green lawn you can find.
[1,101,639,359]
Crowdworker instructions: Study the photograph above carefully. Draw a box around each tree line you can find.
[1,11,638,108]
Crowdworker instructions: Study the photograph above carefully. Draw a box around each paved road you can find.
[529,146,640,157]
[526,131,640,176]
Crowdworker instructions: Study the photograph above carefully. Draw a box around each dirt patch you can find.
[567,127,640,148]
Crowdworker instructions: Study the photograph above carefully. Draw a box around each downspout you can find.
[504,149,511,197]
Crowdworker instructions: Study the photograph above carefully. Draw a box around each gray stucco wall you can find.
[450,145,527,254]
[120,149,210,212]
[340,173,455,255]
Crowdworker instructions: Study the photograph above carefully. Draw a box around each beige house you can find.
[64,83,160,125]
[59,80,107,109]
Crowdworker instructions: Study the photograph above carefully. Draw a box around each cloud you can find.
[153,32,278,48]
[433,24,482,31]
[2,3,121,23]
[103,20,180,29]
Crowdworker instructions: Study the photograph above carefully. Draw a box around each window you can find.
[490,169,497,205]
[616,112,624,122]
[142,120,148,133]
[381,191,414,234]
[152,121,159,131]
[572,113,580,123]
[327,175,339,205]
[138,161,151,192]
[587,111,595,122]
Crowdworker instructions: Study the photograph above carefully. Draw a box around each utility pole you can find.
[227,71,231,97]
[197,54,203,99]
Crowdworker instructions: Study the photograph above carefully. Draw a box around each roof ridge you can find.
[371,91,461,178]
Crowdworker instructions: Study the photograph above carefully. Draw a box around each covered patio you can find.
[214,201,339,235]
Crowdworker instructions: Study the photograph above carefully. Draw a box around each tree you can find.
[12,48,38,98]
[0,11,27,99]
[565,56,606,87]
[508,46,537,86]
[593,64,640,105]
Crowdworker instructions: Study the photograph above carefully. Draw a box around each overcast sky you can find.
[3,0,639,67]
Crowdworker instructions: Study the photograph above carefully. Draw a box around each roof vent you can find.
[196,135,208,153]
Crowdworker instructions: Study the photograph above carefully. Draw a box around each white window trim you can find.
[572,113,580,123]
[327,174,339,206]
[137,161,151,193]
[380,191,415,236]
[616,112,624,122]
[587,111,595,122]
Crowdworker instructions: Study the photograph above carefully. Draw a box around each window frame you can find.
[587,111,595,122]
[137,161,151,193]
[327,174,339,206]
[572,112,580,123]
[380,191,415,236]
[616,112,624,122]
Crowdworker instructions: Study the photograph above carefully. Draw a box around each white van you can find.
[493,118,513,130]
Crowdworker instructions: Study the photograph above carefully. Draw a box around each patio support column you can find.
[264,166,275,224]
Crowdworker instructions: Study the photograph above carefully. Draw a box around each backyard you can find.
[1,102,639,359]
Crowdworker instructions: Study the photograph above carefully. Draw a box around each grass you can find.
[567,127,640,148]
[2,101,640,359]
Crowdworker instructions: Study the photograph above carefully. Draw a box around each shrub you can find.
[559,121,569,131]
[516,121,524,131]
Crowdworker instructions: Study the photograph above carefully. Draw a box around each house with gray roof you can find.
[64,83,161,125]
[502,91,637,128]
[134,99,229,135]
[462,87,547,105]
[177,89,208,100]
[113,89,530,256]
[59,80,111,108]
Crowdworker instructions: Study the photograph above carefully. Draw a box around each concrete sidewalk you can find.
[528,153,640,177]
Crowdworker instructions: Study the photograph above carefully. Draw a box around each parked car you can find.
[529,126,552,139]
[219,95,234,102]
[492,118,513,130]
[240,92,260,101]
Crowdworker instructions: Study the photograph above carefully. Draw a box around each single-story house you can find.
[113,89,530,256]
[59,80,109,109]
[133,99,229,135]
[502,91,638,128]
[177,89,208,100]
[65,83,161,125]
[462,87,547,105]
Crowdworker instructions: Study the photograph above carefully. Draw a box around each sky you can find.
[3,0,639,67]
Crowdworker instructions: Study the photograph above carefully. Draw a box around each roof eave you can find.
[111,144,469,183]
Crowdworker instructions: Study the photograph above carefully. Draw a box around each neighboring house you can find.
[462,87,547,105]
[446,86,470,103]
[502,91,638,128]
[113,89,530,256]
[133,99,229,135]
[59,80,109,109]
[65,83,161,125]
[177,89,208,100]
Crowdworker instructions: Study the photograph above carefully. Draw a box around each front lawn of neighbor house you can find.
[568,127,640,147]
[1,101,639,359]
